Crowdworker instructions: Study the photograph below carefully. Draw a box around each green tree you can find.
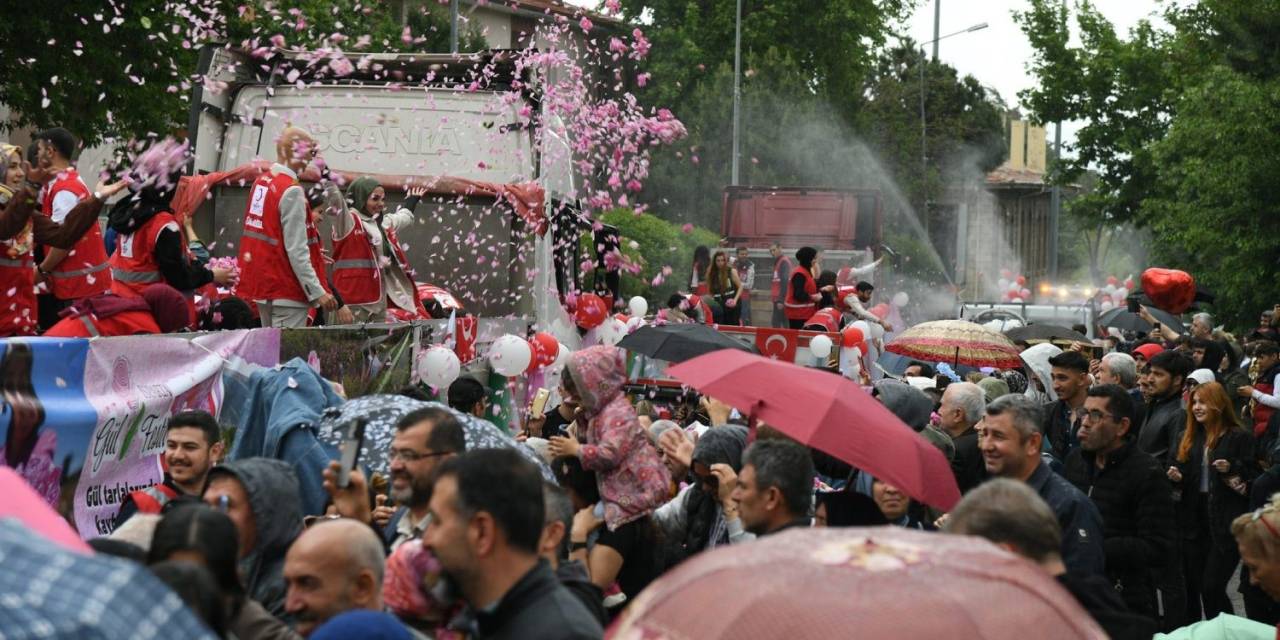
[581,208,719,303]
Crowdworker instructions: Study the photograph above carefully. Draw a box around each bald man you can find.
[237,126,339,328]
[283,519,391,637]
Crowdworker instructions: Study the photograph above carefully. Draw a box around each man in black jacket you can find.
[1138,351,1194,463]
[938,382,987,493]
[425,449,602,640]
[1064,384,1175,619]
[1042,351,1092,461]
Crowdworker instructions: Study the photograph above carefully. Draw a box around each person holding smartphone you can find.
[526,383,581,441]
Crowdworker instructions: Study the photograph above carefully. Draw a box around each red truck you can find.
[721,186,885,325]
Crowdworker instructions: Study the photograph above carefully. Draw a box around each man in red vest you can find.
[769,242,792,328]
[31,128,113,329]
[237,127,336,327]
[114,410,224,528]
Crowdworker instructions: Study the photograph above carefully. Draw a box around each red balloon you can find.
[841,325,865,349]
[1015,275,1027,286]
[574,293,609,329]
[614,313,631,323]
[1141,268,1196,314]
[1106,276,1119,286]
[527,332,559,371]
[1124,278,1135,290]
[1020,288,1032,299]
[868,303,890,319]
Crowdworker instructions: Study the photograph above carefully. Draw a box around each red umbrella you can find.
[666,350,960,511]
[609,527,1106,640]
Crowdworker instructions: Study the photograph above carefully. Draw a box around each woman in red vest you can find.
[322,176,429,323]
[784,247,833,329]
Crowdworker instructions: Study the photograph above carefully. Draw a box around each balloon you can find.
[1008,281,1020,292]
[868,303,890,319]
[574,293,608,329]
[1102,284,1115,296]
[614,313,631,323]
[551,342,571,372]
[1106,276,1119,286]
[1141,268,1196,313]
[892,292,909,307]
[1011,297,1023,303]
[488,334,532,377]
[527,332,560,371]
[1020,288,1032,299]
[417,346,461,389]
[1015,275,1026,286]
[599,318,627,347]
[628,296,648,317]
[1115,287,1129,300]
[1000,269,1012,279]
[841,325,865,349]
[997,278,1009,290]
[1101,300,1115,311]
[868,321,885,340]
[851,320,871,337]
[1124,278,1135,291]
[809,334,833,359]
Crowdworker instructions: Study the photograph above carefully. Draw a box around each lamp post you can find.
[731,0,743,186]
[915,22,987,231]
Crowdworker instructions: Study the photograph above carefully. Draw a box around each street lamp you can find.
[914,22,987,230]
[731,0,743,186]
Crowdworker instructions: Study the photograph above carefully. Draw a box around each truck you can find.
[185,46,587,329]
[720,185,884,325]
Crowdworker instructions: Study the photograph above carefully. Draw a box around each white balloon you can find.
[628,296,648,318]
[1115,287,1129,299]
[869,321,885,340]
[809,334,833,359]
[551,342,572,372]
[851,320,871,338]
[417,347,461,389]
[1011,297,1023,303]
[1101,300,1115,311]
[488,334,533,377]
[997,278,1010,290]
[599,318,627,347]
[893,292,909,307]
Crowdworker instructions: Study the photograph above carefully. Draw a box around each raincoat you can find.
[566,346,669,530]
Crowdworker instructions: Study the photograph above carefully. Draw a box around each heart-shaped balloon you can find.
[1141,268,1196,314]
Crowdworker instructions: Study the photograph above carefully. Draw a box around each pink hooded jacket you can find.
[567,346,669,530]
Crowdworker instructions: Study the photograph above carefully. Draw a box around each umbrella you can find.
[617,323,757,363]
[0,467,89,553]
[0,520,219,639]
[885,320,1023,369]
[318,394,554,482]
[610,527,1106,640]
[1098,307,1186,335]
[1004,324,1089,345]
[666,350,960,511]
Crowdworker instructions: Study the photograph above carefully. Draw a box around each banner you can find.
[1,330,279,538]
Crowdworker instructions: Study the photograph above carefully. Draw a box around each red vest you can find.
[1254,372,1277,437]
[237,170,328,303]
[331,211,426,318]
[783,266,818,320]
[804,307,841,332]
[771,256,793,302]
[110,212,180,297]
[127,483,180,515]
[0,190,36,336]
[835,286,859,312]
[41,169,111,300]
[43,309,162,337]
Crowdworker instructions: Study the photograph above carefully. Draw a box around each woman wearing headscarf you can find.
[107,140,234,325]
[652,425,753,563]
[784,247,834,329]
[323,178,428,323]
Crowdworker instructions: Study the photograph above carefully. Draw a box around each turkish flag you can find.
[755,328,798,361]
[454,315,478,363]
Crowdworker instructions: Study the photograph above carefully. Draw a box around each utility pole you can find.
[731,0,743,186]
[932,0,942,60]
[451,0,459,53]
[1048,122,1062,279]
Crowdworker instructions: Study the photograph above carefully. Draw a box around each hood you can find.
[345,176,380,218]
[977,377,1011,404]
[1188,369,1216,386]
[141,284,190,333]
[1020,343,1063,402]
[565,346,627,414]
[1132,343,1165,362]
[873,380,932,432]
[691,425,749,471]
[207,458,303,561]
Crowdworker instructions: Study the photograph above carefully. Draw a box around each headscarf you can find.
[141,284,191,333]
[977,377,1011,405]
[680,425,749,557]
[345,176,381,218]
[108,138,189,234]
[997,369,1028,395]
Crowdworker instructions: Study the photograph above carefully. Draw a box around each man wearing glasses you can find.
[381,407,467,551]
[1063,384,1176,624]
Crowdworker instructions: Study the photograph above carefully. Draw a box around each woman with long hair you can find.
[0,342,59,505]
[689,245,710,296]
[706,250,743,326]
[1168,381,1256,619]
[149,504,300,640]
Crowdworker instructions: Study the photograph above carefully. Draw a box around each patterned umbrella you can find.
[609,527,1105,640]
[885,320,1023,369]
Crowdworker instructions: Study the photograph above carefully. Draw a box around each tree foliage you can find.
[1015,0,1280,328]
[581,209,719,303]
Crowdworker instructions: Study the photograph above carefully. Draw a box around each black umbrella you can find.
[618,323,757,363]
[1098,307,1186,335]
[1004,324,1090,344]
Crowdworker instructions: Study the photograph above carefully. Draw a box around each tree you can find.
[0,0,480,147]
[580,209,719,303]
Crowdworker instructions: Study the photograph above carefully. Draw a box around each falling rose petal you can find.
[579,17,593,31]
[681,223,693,234]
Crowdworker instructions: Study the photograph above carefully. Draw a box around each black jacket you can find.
[1057,572,1158,640]
[949,427,985,493]
[470,560,603,640]
[1172,428,1256,548]
[1027,462,1106,576]
[1041,400,1080,462]
[1063,440,1175,616]
[1138,394,1184,465]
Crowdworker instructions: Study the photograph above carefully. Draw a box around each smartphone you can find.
[337,418,367,489]
[1127,298,1140,313]
[935,375,952,392]
[530,388,551,417]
